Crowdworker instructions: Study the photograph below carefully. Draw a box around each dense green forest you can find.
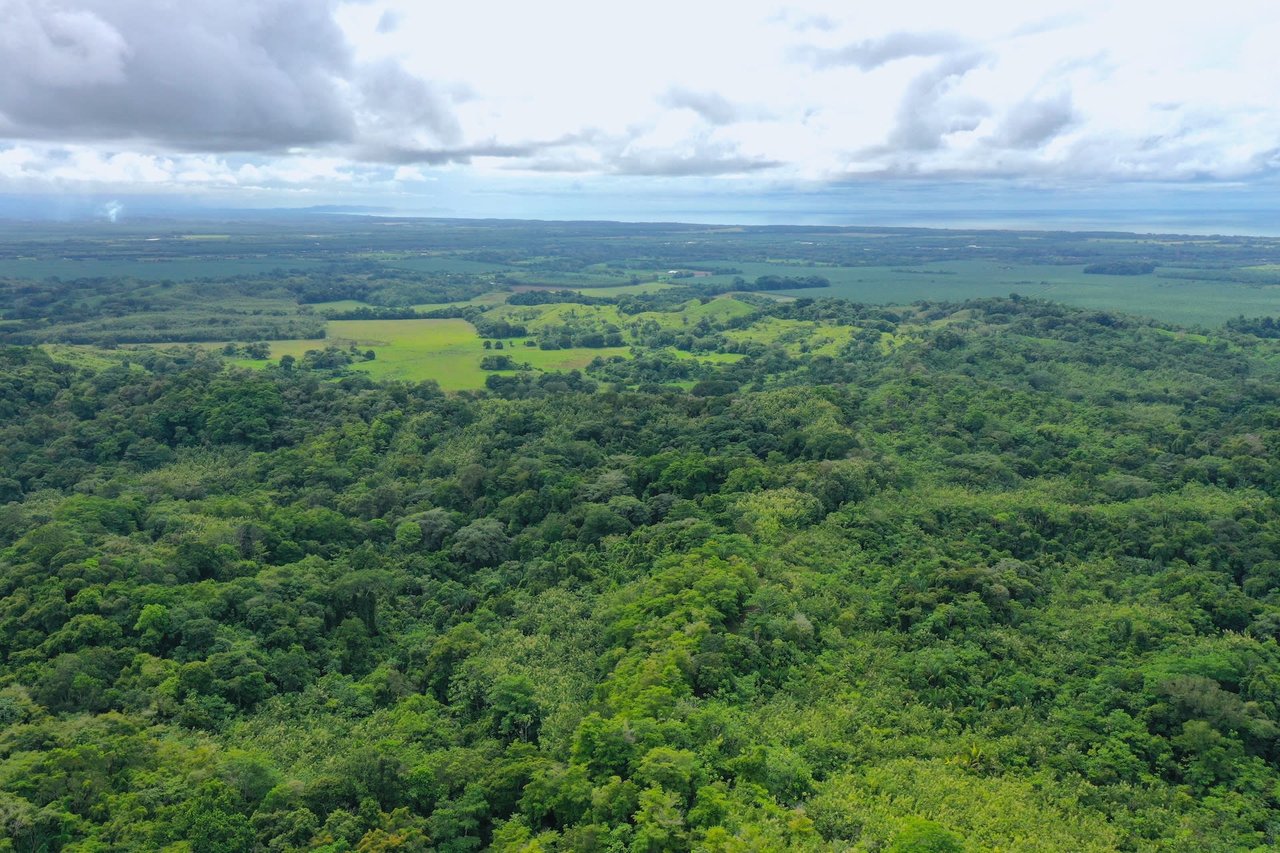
[4,218,1280,851]
[4,287,1280,851]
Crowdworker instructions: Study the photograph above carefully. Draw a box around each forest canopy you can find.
[3,219,1280,851]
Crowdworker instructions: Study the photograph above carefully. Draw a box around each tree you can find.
[451,519,511,567]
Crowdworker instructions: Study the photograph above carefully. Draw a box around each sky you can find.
[2,0,1280,228]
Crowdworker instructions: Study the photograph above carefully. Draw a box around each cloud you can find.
[991,91,1076,149]
[0,0,359,150]
[375,9,401,33]
[0,0,468,157]
[660,88,748,126]
[3,0,1280,199]
[369,129,602,166]
[769,9,836,32]
[794,31,967,71]
[885,53,990,152]
[353,61,463,149]
[375,142,550,166]
[510,136,782,177]
[610,144,782,177]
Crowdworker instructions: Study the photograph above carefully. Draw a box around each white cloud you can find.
[0,0,1278,202]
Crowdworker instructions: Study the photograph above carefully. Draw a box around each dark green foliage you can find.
[6,238,1280,850]
[1084,261,1157,275]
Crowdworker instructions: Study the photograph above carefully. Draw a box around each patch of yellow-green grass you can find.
[486,303,628,331]
[575,282,673,296]
[411,291,509,311]
[604,296,756,331]
[487,295,755,333]
[212,319,631,391]
[662,348,746,364]
[722,317,853,356]
[652,296,756,326]
[512,346,632,372]
[1152,327,1211,344]
[245,338,329,360]
[40,344,130,371]
[308,300,373,312]
[319,319,484,389]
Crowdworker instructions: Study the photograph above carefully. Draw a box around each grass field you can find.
[682,259,1280,326]
[223,318,631,391]
[39,344,136,371]
[723,318,855,356]
[489,295,755,334]
[575,282,674,296]
[664,348,747,363]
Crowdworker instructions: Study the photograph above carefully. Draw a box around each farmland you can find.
[225,317,632,391]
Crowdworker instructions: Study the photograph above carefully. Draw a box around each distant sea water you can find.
[622,208,1280,237]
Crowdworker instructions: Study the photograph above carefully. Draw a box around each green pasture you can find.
[221,317,630,391]
[489,302,626,330]
[723,317,855,356]
[411,291,510,310]
[489,295,754,333]
[684,259,1280,326]
[663,348,747,364]
[306,300,370,312]
[39,344,135,371]
[574,282,674,296]
[645,296,755,326]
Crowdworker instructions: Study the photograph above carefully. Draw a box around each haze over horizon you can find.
[2,0,1279,230]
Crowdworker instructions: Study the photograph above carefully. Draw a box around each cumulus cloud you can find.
[770,9,836,32]
[660,88,750,126]
[0,0,357,150]
[2,0,1280,199]
[353,60,463,150]
[885,53,990,152]
[793,31,967,71]
[610,149,782,177]
[375,9,401,34]
[990,91,1076,149]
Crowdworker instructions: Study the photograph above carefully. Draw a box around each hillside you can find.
[3,293,1280,851]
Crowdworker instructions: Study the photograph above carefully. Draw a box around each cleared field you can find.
[575,282,674,296]
[489,295,755,334]
[306,300,370,312]
[685,259,1280,326]
[723,317,855,356]
[39,344,134,371]
[220,318,630,391]
[664,348,747,363]
[410,291,510,310]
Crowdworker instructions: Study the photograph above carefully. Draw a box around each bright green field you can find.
[491,296,754,332]
[663,348,746,364]
[723,318,855,356]
[685,259,1280,326]
[306,300,370,312]
[226,318,630,391]
[410,291,510,311]
[574,282,674,296]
